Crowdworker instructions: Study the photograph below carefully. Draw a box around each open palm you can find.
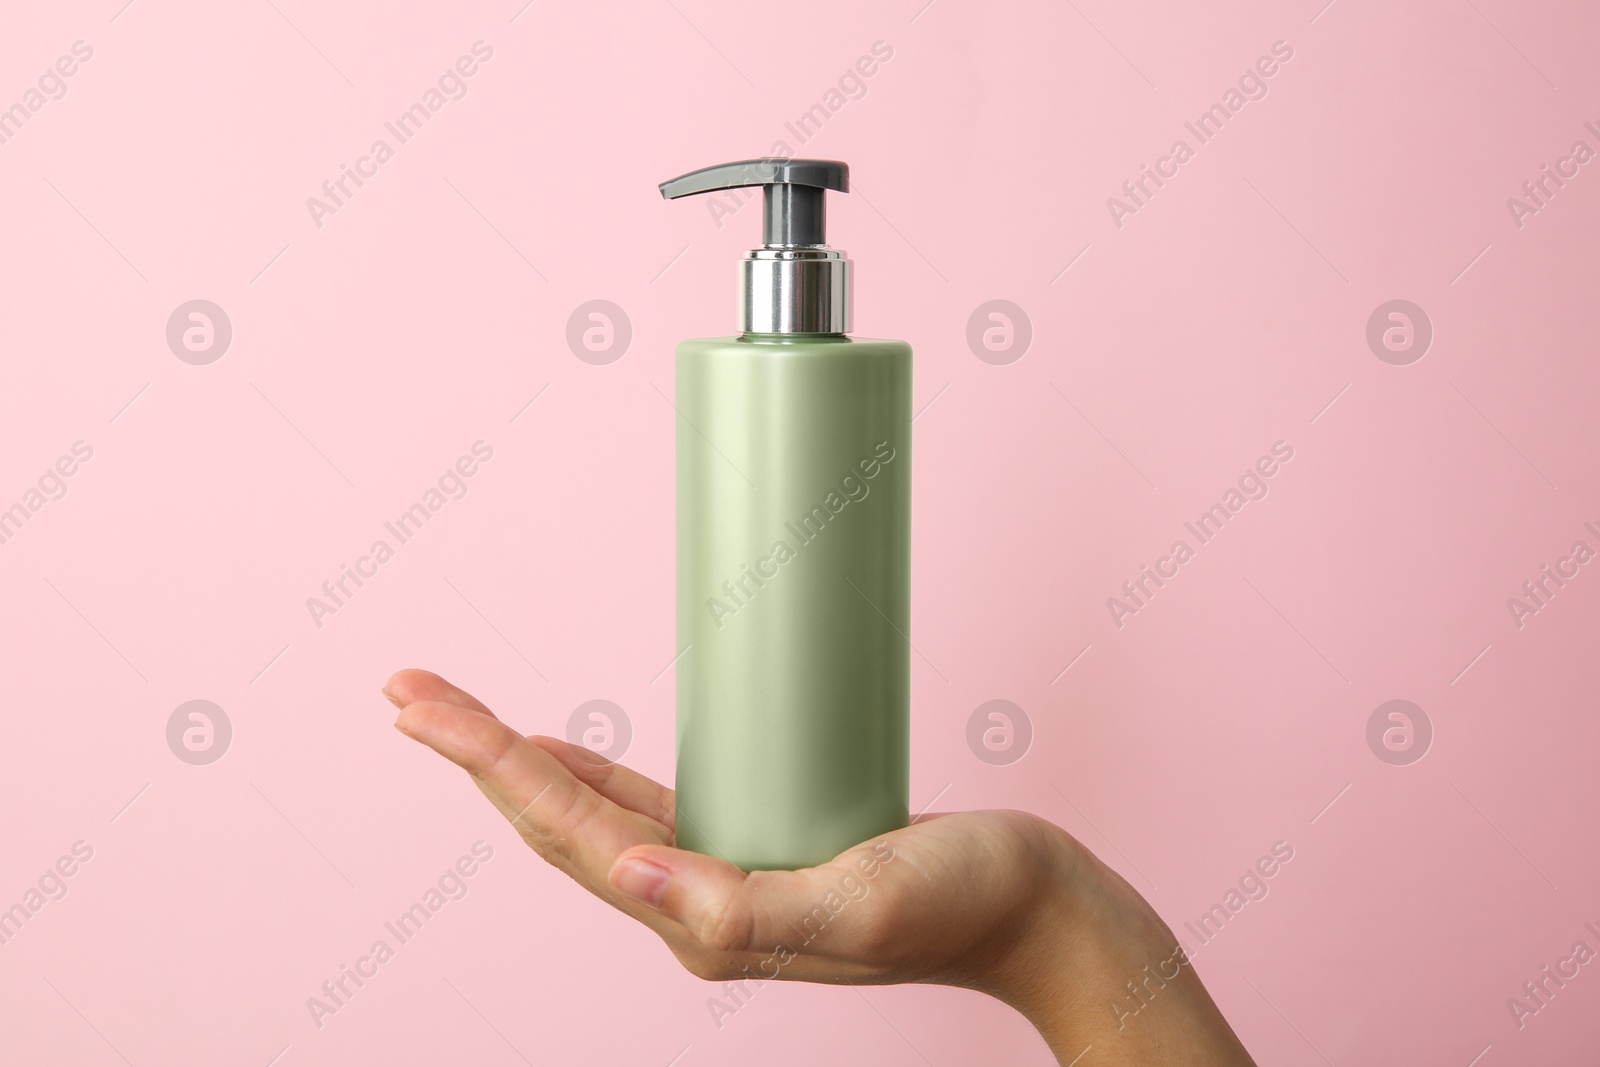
[383,668,1255,1066]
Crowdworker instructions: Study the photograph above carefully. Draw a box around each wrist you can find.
[970,820,1254,1066]
[974,820,1168,1017]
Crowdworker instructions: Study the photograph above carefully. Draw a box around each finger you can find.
[395,699,670,884]
[383,669,496,717]
[607,840,895,965]
[527,735,676,830]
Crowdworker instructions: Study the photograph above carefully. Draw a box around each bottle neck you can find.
[739,246,852,335]
[737,331,849,343]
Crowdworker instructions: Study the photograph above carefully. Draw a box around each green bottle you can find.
[660,160,911,871]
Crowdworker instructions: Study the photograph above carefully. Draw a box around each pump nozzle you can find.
[659,158,853,334]
[659,159,848,247]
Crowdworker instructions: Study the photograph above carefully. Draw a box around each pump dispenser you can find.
[661,158,911,871]
[660,158,852,334]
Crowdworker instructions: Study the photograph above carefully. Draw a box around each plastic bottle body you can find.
[674,333,911,870]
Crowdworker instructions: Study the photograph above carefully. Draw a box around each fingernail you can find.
[381,687,403,710]
[612,858,670,909]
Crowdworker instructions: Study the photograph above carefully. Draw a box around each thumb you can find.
[607,844,832,956]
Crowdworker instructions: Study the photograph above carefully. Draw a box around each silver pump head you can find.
[659,159,852,335]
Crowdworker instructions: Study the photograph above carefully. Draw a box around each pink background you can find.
[3,0,1598,1063]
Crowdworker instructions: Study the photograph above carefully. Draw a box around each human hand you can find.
[383,668,1256,1066]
